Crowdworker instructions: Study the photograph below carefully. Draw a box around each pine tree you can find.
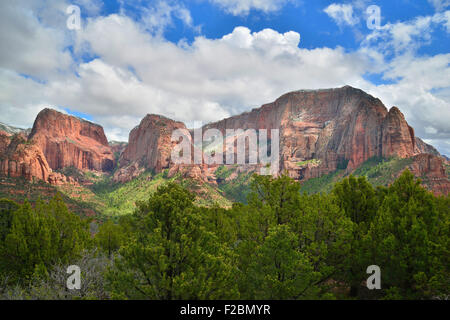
[0,195,90,282]
[247,225,321,299]
[363,170,449,299]
[106,183,239,299]
[95,220,126,258]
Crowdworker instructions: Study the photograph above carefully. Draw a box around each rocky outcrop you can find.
[1,109,114,185]
[414,137,440,156]
[29,108,114,172]
[0,131,11,154]
[115,86,448,195]
[109,141,128,157]
[407,153,449,195]
[205,86,400,179]
[114,114,188,182]
[0,132,76,185]
[381,106,416,159]
[0,122,30,136]
[0,134,51,182]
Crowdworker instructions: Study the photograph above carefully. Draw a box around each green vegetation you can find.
[0,171,448,300]
[0,195,91,282]
[89,170,177,216]
[300,169,344,194]
[297,159,321,167]
[300,156,417,194]
[352,156,414,186]
[215,166,253,203]
[0,176,101,218]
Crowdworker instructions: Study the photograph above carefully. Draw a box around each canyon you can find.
[0,86,449,196]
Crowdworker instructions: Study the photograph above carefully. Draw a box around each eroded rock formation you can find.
[29,108,114,172]
[112,86,449,194]
[114,114,189,182]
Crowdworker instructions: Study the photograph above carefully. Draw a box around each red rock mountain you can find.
[0,109,114,184]
[113,114,188,182]
[29,108,114,172]
[117,86,449,194]
[204,86,419,180]
[408,153,449,195]
[1,87,448,195]
[0,133,51,182]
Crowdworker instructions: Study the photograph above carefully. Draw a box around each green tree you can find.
[288,193,354,297]
[237,174,353,299]
[332,175,378,227]
[247,225,321,299]
[248,174,301,225]
[363,170,449,299]
[95,220,126,258]
[106,183,239,299]
[332,175,380,297]
[0,199,19,242]
[0,195,91,282]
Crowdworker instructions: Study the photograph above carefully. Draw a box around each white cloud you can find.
[74,0,103,15]
[209,0,295,16]
[363,11,450,54]
[0,1,73,79]
[324,3,359,27]
[355,10,450,155]
[0,1,449,156]
[428,0,450,11]
[67,17,371,139]
[139,1,198,36]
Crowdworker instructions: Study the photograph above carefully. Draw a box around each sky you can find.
[0,0,449,155]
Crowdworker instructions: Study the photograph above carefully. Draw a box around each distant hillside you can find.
[0,122,30,135]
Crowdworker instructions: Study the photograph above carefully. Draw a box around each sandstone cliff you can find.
[117,86,448,194]
[29,108,114,172]
[414,137,440,156]
[408,153,449,195]
[204,86,417,179]
[114,114,189,182]
[0,133,51,182]
[3,87,447,195]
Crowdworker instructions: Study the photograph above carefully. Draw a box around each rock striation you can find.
[0,133,52,182]
[29,108,114,172]
[116,86,449,194]
[113,114,189,182]
[0,109,113,184]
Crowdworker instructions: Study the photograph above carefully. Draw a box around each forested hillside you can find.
[1,170,448,300]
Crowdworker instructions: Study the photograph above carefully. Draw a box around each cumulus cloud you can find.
[209,0,295,16]
[0,1,73,79]
[324,3,359,27]
[0,1,449,156]
[428,0,450,11]
[138,1,198,36]
[362,12,450,55]
[68,17,369,139]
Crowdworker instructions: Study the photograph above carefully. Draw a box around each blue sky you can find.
[0,0,449,154]
[99,0,446,50]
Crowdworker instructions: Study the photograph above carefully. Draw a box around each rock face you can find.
[1,109,113,185]
[115,86,448,194]
[381,106,416,159]
[114,114,188,182]
[415,137,440,156]
[29,108,114,172]
[109,141,128,157]
[205,86,416,179]
[408,153,450,195]
[4,87,446,195]
[0,131,11,154]
[0,134,52,182]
